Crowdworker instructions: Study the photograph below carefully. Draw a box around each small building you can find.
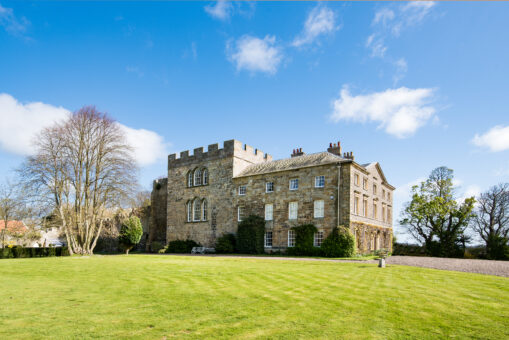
[149,140,394,254]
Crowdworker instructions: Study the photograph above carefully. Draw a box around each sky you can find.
[1,1,509,241]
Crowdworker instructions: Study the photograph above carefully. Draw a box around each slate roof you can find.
[235,152,350,178]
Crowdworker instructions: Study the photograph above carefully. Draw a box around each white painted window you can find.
[314,231,324,247]
[264,231,273,248]
[202,199,208,221]
[265,204,273,221]
[288,230,295,247]
[289,179,299,191]
[186,201,192,222]
[193,198,201,221]
[194,169,202,186]
[187,171,193,187]
[314,200,324,218]
[238,186,246,196]
[238,206,244,222]
[202,169,208,185]
[266,182,274,193]
[315,176,325,188]
[288,202,298,220]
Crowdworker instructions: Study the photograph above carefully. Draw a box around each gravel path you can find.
[386,256,509,278]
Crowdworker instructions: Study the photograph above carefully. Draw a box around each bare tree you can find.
[471,183,509,259]
[0,180,24,248]
[20,106,138,255]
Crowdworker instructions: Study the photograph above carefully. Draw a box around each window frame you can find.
[237,206,244,222]
[315,176,325,188]
[238,185,246,196]
[354,173,360,186]
[202,199,208,221]
[265,203,273,221]
[265,182,274,193]
[288,230,295,247]
[363,177,368,190]
[194,169,202,186]
[186,201,192,222]
[289,179,299,191]
[202,169,208,185]
[314,231,324,247]
[288,201,298,220]
[187,171,193,187]
[264,231,273,248]
[314,200,324,218]
[193,198,201,221]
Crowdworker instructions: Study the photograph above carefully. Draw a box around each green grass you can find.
[0,255,508,339]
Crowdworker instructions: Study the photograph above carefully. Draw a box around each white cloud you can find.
[0,3,29,36]
[0,93,169,166]
[457,184,481,204]
[372,8,395,26]
[330,86,437,138]
[292,5,337,47]
[472,125,509,152]
[227,35,283,75]
[365,34,387,58]
[204,0,233,21]
[393,58,408,84]
[393,1,436,37]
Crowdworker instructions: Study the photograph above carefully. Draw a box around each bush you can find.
[486,235,509,260]
[119,216,143,255]
[215,233,236,253]
[150,241,164,253]
[236,215,265,254]
[0,246,70,259]
[321,226,356,258]
[166,240,201,253]
[287,224,318,256]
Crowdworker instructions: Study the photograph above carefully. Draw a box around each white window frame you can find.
[202,199,207,221]
[288,230,295,247]
[186,201,192,222]
[194,169,202,186]
[264,231,273,248]
[289,179,299,191]
[202,169,208,185]
[315,176,325,188]
[237,206,244,222]
[314,200,324,218]
[238,185,246,196]
[265,204,273,221]
[266,182,274,193]
[314,231,324,247]
[288,201,298,220]
[187,171,193,187]
[193,199,201,221]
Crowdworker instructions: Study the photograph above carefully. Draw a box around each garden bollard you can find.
[378,258,386,268]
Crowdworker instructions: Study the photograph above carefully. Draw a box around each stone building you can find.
[150,139,394,254]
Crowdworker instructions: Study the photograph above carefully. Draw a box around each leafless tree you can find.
[20,106,138,255]
[471,183,509,257]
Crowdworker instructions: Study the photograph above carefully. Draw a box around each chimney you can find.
[343,151,354,160]
[291,147,305,157]
[327,141,342,156]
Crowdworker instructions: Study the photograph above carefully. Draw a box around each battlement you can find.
[168,139,272,168]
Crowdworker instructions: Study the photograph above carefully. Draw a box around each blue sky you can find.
[1,1,508,239]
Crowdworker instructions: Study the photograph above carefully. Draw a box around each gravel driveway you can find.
[386,256,509,278]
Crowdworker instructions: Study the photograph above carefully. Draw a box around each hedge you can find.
[0,247,70,259]
[236,215,265,254]
[321,226,356,258]
[215,233,236,253]
[166,240,201,253]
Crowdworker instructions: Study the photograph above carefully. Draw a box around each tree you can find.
[471,183,509,259]
[236,215,265,254]
[0,180,24,248]
[400,167,475,257]
[321,226,356,258]
[119,216,143,255]
[19,106,137,255]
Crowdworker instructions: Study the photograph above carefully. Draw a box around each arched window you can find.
[194,169,202,186]
[187,171,193,187]
[193,198,201,221]
[186,201,192,222]
[202,169,208,185]
[202,199,208,221]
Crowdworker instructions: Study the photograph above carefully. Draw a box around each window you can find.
[373,184,377,195]
[354,196,360,215]
[238,206,244,222]
[202,169,208,185]
[202,199,208,221]
[187,171,193,187]
[186,201,192,222]
[382,189,386,199]
[314,200,324,218]
[363,198,368,217]
[314,231,324,247]
[288,202,298,220]
[363,178,368,190]
[354,173,360,186]
[193,198,201,221]
[388,192,391,200]
[289,179,299,191]
[266,182,274,193]
[288,230,295,247]
[264,231,273,248]
[194,169,202,186]
[382,205,386,223]
[265,204,273,221]
[388,207,392,222]
[238,186,246,196]
[315,176,325,188]
[373,202,378,219]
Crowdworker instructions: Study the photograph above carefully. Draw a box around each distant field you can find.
[0,255,508,339]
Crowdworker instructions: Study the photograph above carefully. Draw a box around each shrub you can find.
[287,224,318,256]
[486,235,509,260]
[166,240,201,253]
[119,216,143,255]
[321,226,356,258]
[215,233,236,253]
[0,247,70,259]
[236,215,265,254]
[150,241,164,253]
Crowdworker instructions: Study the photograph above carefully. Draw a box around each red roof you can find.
[0,220,27,234]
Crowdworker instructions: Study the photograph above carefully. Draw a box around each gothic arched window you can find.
[187,171,193,187]
[202,169,208,185]
[186,201,192,222]
[193,198,201,221]
[194,169,202,186]
[202,199,208,221]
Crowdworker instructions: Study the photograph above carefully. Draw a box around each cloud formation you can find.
[227,35,283,74]
[292,5,337,47]
[0,3,30,36]
[204,1,233,21]
[0,93,169,166]
[330,86,437,138]
[472,125,509,152]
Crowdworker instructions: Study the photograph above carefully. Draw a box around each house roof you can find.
[235,152,350,178]
[0,220,27,234]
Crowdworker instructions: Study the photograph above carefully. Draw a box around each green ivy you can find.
[287,224,319,256]
[236,215,265,254]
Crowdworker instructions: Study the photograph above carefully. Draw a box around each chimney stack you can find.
[291,147,305,157]
[327,141,342,156]
[343,151,355,160]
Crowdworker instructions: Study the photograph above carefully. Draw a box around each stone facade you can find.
[149,139,394,254]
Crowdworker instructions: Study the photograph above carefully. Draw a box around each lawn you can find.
[0,255,508,339]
